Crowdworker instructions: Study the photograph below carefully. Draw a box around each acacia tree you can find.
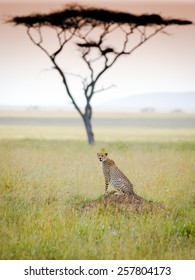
[9,4,192,144]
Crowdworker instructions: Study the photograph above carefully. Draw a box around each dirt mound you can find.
[82,191,163,212]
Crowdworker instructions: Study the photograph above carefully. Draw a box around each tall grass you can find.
[0,139,194,259]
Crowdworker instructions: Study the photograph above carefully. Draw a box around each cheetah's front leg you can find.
[104,177,109,195]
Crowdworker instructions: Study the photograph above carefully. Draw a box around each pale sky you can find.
[0,1,195,109]
[1,0,195,2]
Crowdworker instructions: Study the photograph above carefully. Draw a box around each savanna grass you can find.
[0,139,195,259]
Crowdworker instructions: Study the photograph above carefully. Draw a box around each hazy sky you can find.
[0,0,195,109]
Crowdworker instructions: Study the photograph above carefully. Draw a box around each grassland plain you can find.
[0,112,195,260]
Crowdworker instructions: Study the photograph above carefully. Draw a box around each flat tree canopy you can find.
[10,4,192,28]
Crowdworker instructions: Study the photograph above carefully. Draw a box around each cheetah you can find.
[97,152,145,201]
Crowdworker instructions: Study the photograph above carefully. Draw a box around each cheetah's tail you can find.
[132,191,152,203]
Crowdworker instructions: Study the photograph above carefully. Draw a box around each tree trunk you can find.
[82,114,94,145]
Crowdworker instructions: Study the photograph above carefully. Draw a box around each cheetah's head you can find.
[97,152,108,162]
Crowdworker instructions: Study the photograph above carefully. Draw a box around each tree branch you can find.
[93,84,116,94]
[51,28,76,59]
[27,27,51,57]
[51,59,83,117]
[64,70,87,92]
[87,25,166,101]
[27,27,83,117]
[122,25,166,55]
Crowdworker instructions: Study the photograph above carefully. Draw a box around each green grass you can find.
[0,138,195,260]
